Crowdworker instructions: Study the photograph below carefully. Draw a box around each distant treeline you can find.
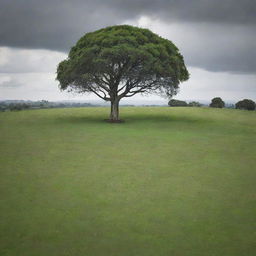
[1,98,255,112]
[0,100,96,112]
[168,98,255,110]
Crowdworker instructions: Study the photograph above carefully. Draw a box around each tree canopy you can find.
[56,25,189,121]
[168,99,188,107]
[188,101,202,107]
[235,99,255,110]
[209,97,225,108]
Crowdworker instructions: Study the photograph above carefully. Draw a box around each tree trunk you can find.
[109,99,120,121]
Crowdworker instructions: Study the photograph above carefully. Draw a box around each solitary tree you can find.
[209,97,225,108]
[56,25,189,122]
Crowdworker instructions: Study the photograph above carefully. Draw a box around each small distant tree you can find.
[56,25,189,122]
[9,103,30,111]
[235,99,255,110]
[188,101,202,107]
[209,97,225,108]
[168,99,188,107]
[0,103,7,111]
[9,103,22,111]
[22,103,30,110]
[40,100,49,107]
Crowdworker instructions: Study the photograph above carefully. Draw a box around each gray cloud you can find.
[0,47,66,73]
[0,0,255,74]
[111,0,256,24]
[153,22,256,74]
[0,79,24,88]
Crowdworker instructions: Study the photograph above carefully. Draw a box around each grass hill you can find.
[0,107,255,256]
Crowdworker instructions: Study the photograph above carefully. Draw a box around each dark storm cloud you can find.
[0,0,255,73]
[111,0,256,24]
[0,0,126,51]
[163,22,256,74]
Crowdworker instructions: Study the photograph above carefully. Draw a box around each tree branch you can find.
[117,83,128,93]
[89,87,110,101]
[93,75,110,92]
[119,80,158,99]
[123,89,147,97]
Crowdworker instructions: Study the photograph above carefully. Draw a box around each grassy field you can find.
[0,107,255,256]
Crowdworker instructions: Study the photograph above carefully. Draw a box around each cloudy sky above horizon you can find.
[0,0,255,103]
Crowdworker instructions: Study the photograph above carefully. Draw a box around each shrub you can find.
[9,104,22,111]
[188,101,202,107]
[168,99,188,107]
[9,103,30,111]
[209,97,225,108]
[235,99,255,111]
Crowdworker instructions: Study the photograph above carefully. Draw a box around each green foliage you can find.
[235,99,255,110]
[209,97,225,108]
[168,99,188,107]
[56,25,189,102]
[188,101,202,107]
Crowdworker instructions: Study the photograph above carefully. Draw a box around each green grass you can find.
[0,107,255,256]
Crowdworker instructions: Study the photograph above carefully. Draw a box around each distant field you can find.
[0,107,255,256]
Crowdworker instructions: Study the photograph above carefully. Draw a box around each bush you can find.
[168,99,188,107]
[235,99,255,111]
[188,101,202,107]
[0,104,7,111]
[9,103,30,111]
[9,104,22,111]
[209,97,225,108]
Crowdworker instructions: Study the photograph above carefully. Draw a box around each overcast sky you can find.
[0,0,255,103]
